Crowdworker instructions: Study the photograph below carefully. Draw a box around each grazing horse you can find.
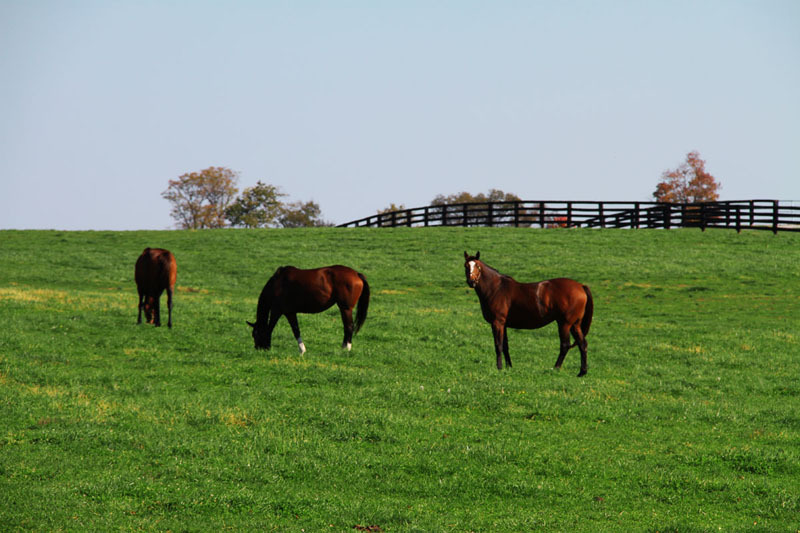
[135,247,177,328]
[247,265,370,353]
[464,251,593,376]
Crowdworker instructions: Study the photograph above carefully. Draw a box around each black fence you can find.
[337,200,800,233]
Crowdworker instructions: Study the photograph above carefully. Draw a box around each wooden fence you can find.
[337,200,800,233]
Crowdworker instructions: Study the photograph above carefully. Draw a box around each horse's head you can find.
[247,321,270,349]
[464,251,482,288]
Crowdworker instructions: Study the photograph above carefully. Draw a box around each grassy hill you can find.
[1,228,798,531]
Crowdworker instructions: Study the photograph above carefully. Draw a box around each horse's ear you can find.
[246,321,255,328]
[476,251,480,259]
[464,251,469,260]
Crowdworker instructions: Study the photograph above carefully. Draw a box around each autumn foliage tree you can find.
[162,167,239,229]
[653,151,721,203]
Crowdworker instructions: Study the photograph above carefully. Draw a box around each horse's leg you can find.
[554,321,572,370]
[492,321,505,370]
[263,309,282,350]
[137,290,144,324]
[286,313,305,354]
[153,295,161,327]
[166,287,174,329]
[339,306,354,350]
[502,326,512,368]
[571,324,588,377]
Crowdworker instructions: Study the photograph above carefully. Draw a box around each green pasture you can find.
[0,228,798,532]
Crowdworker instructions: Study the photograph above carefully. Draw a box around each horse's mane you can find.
[480,260,513,282]
[256,267,287,323]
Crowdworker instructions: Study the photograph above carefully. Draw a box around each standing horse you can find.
[135,247,177,328]
[464,251,593,376]
[247,265,370,353]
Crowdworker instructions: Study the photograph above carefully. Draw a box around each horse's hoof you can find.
[577,370,587,377]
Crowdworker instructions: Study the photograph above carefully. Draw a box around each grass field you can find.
[1,227,798,532]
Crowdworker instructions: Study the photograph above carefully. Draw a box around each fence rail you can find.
[337,200,800,233]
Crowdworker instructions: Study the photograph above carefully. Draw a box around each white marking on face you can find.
[468,261,477,277]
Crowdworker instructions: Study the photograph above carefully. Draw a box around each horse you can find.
[464,251,593,376]
[135,247,177,328]
[247,265,370,353]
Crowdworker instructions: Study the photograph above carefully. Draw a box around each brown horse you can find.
[135,247,177,328]
[247,265,370,352]
[464,251,593,376]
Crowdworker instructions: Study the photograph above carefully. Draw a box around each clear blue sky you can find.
[1,0,798,229]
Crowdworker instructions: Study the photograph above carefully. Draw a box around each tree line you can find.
[163,152,720,228]
[161,167,329,229]
[375,151,720,215]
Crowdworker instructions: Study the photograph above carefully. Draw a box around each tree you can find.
[653,151,721,203]
[376,203,406,215]
[431,189,522,206]
[162,167,239,229]
[375,203,407,226]
[430,189,528,226]
[225,181,286,228]
[279,200,330,228]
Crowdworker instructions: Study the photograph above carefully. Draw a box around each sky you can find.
[1,0,799,230]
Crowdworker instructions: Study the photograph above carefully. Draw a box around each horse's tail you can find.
[581,284,593,337]
[354,273,370,334]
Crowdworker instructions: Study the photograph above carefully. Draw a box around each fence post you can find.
[462,204,468,227]
[599,202,605,228]
[567,202,573,227]
[424,207,429,227]
[634,203,640,229]
[750,200,755,226]
[487,203,494,227]
[735,205,742,233]
[514,202,520,227]
[700,203,707,231]
[539,203,546,228]
[773,200,779,234]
